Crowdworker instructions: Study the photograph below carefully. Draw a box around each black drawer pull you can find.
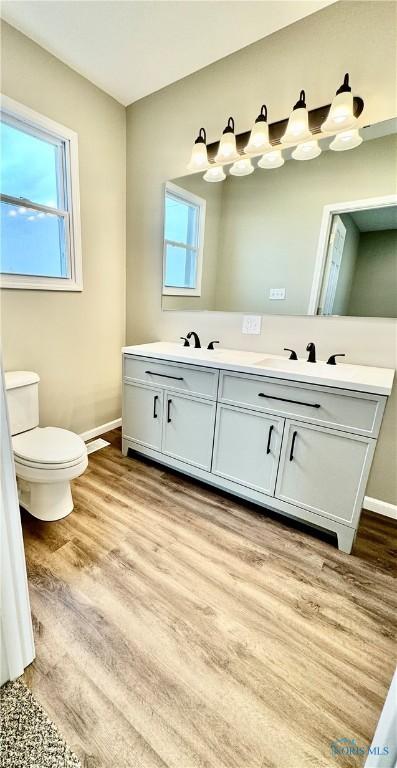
[289,430,298,461]
[153,395,159,419]
[266,424,274,455]
[258,393,321,409]
[145,370,184,381]
[167,399,172,423]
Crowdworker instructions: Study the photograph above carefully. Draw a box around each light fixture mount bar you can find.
[206,96,364,162]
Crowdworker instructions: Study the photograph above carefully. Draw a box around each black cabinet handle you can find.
[153,395,158,419]
[258,393,320,409]
[289,430,298,461]
[167,399,172,423]
[145,370,184,381]
[266,424,274,454]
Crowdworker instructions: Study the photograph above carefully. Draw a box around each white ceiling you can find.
[1,1,334,106]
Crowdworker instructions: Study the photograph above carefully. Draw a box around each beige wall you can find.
[126,0,397,504]
[1,22,126,433]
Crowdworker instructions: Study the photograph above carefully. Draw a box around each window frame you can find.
[162,181,206,297]
[0,95,82,291]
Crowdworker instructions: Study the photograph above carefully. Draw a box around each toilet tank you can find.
[5,371,40,436]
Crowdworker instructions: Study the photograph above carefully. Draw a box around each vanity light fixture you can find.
[258,149,284,169]
[281,90,312,145]
[321,74,357,133]
[187,127,209,171]
[214,117,239,163]
[329,128,363,151]
[203,165,226,183]
[244,105,272,154]
[229,158,254,176]
[292,139,322,161]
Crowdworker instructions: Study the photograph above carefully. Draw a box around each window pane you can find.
[0,120,62,209]
[165,194,198,246]
[164,244,197,288]
[0,200,68,278]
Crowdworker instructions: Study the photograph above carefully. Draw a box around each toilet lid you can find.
[13,427,86,466]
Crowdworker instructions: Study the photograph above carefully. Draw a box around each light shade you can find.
[329,129,362,152]
[215,117,239,163]
[258,149,284,169]
[292,139,321,161]
[187,127,209,171]
[229,158,254,176]
[245,105,272,154]
[281,90,312,145]
[321,74,357,133]
[203,165,226,183]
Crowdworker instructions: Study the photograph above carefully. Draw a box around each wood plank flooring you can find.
[22,428,397,768]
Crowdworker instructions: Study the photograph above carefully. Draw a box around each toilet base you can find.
[17,478,74,521]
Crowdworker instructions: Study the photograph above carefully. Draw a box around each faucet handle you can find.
[327,353,345,366]
[284,348,298,360]
[180,336,190,347]
[207,341,220,350]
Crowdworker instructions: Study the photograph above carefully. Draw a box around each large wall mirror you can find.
[162,120,397,318]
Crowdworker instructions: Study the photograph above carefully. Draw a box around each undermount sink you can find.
[258,358,333,372]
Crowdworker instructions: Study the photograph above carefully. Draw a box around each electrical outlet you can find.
[269,288,286,300]
[242,315,262,335]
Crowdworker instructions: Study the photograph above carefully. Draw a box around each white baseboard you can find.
[363,496,397,521]
[80,418,121,443]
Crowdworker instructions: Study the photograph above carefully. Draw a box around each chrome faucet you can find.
[186,331,201,349]
[306,342,316,363]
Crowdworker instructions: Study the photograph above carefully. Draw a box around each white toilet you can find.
[5,371,88,521]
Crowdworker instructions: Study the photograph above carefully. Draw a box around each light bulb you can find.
[281,90,312,144]
[292,139,321,161]
[229,158,254,176]
[245,105,272,154]
[187,127,209,171]
[258,149,284,169]
[203,166,226,183]
[329,129,362,151]
[321,74,357,133]
[215,117,239,163]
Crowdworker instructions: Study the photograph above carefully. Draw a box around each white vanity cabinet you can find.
[123,382,163,451]
[212,405,284,495]
[275,421,375,524]
[122,345,393,554]
[162,392,216,471]
[123,355,219,472]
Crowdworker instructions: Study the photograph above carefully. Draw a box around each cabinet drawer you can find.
[219,372,386,437]
[124,355,219,400]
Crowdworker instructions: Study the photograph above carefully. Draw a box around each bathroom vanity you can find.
[122,342,394,553]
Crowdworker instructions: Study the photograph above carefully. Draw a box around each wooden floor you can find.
[22,428,397,768]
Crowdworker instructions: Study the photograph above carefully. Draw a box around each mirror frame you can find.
[308,193,397,315]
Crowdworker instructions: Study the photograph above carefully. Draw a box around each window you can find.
[163,182,205,296]
[0,95,82,290]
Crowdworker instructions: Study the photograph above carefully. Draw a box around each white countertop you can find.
[122,342,395,396]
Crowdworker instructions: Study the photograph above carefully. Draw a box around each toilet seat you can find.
[12,427,87,469]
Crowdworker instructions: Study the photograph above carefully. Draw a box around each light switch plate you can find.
[269,288,286,300]
[242,315,262,335]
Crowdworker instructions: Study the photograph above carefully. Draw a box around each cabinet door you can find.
[212,404,284,495]
[123,383,163,451]
[162,393,216,471]
[275,420,375,525]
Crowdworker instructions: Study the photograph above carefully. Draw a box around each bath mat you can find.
[0,678,82,768]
